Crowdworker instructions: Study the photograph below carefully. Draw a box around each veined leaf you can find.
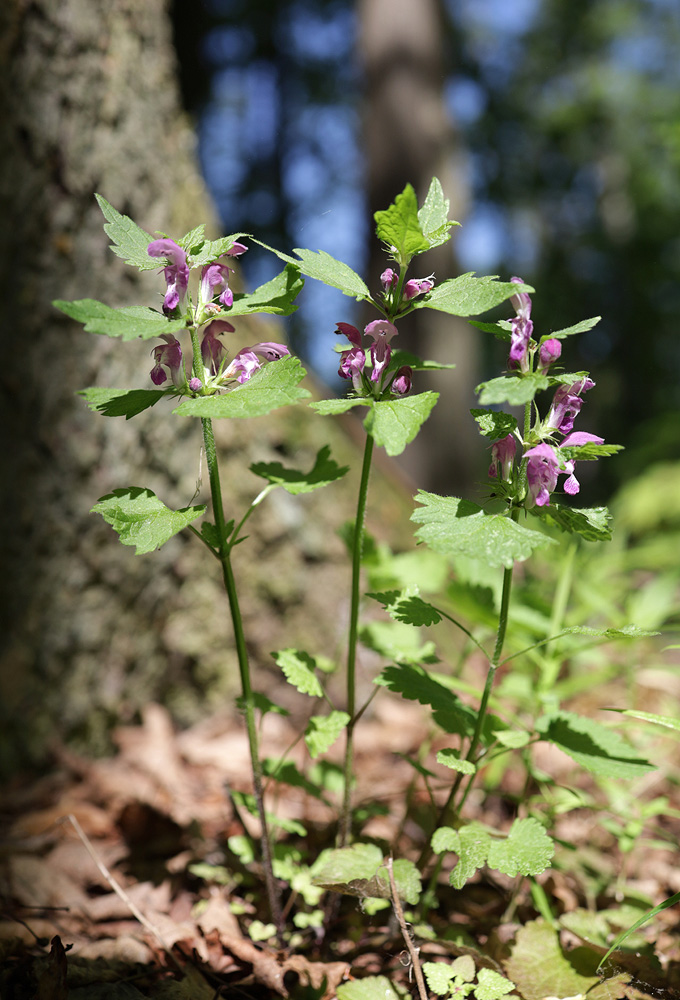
[311,844,420,904]
[221,264,304,316]
[250,444,348,494]
[310,397,368,416]
[174,356,310,419]
[252,240,372,302]
[367,589,443,627]
[54,299,189,341]
[188,232,250,266]
[412,492,556,568]
[470,408,518,439]
[79,387,168,419]
[364,391,439,456]
[92,488,205,554]
[375,663,478,739]
[95,193,158,270]
[535,710,656,779]
[433,819,554,889]
[605,708,680,733]
[374,183,429,263]
[417,176,460,249]
[436,750,476,775]
[412,274,534,317]
[304,711,350,758]
[544,316,601,339]
[531,503,613,542]
[271,648,323,698]
[468,318,512,342]
[476,373,549,406]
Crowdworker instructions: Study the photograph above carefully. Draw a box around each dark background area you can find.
[171,0,680,500]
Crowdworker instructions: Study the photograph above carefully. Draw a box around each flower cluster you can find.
[336,320,411,396]
[147,239,288,394]
[489,279,604,508]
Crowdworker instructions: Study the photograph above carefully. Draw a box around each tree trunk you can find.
[0,0,412,775]
[357,0,479,492]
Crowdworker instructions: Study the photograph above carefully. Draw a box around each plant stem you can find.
[339,432,375,846]
[201,416,282,937]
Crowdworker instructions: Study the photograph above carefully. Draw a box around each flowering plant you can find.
[52,180,663,998]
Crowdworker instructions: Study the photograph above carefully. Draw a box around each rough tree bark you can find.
[0,0,411,775]
[357,0,479,492]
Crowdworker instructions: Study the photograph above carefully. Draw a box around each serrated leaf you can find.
[223,264,304,316]
[468,319,512,342]
[449,823,491,888]
[476,373,549,406]
[252,239,372,302]
[250,444,348,494]
[271,648,323,697]
[470,408,518,439]
[412,274,533,317]
[364,391,438,456]
[337,976,405,1000]
[236,692,289,717]
[374,183,429,263]
[411,492,556,569]
[561,442,623,461]
[91,487,206,554]
[436,750,476,775]
[546,315,601,339]
[531,503,613,542]
[367,590,443,627]
[417,176,460,250]
[79,387,168,418]
[54,299,189,340]
[178,223,206,252]
[188,232,250,266]
[95,193,158,270]
[310,396,368,416]
[535,710,656,779]
[486,817,554,878]
[304,711,350,758]
[311,845,420,904]
[505,919,600,1000]
[174,356,310,419]
[422,960,466,995]
[390,348,456,371]
[200,521,221,550]
[474,968,516,1000]
[431,826,460,855]
[375,664,477,739]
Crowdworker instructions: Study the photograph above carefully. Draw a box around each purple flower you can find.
[538,338,562,374]
[336,322,362,347]
[150,334,184,386]
[201,319,234,374]
[189,377,203,391]
[336,322,366,388]
[546,377,595,435]
[148,239,190,315]
[508,277,533,373]
[225,349,261,384]
[404,275,434,300]
[390,366,412,395]
[365,318,398,383]
[225,242,248,257]
[524,442,578,507]
[561,431,604,447]
[380,268,398,292]
[249,342,290,362]
[200,261,234,309]
[489,434,517,482]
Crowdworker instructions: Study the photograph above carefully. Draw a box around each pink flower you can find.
[546,377,595,434]
[524,442,576,507]
[488,434,517,482]
[390,366,412,395]
[150,334,184,386]
[380,268,398,292]
[404,275,434,300]
[249,342,290,362]
[200,262,235,309]
[147,239,189,315]
[364,318,398,383]
[201,319,234,374]
[538,338,562,374]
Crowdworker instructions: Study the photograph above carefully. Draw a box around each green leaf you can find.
[188,232,250,266]
[374,183,429,263]
[95,193,158,270]
[367,590,443,627]
[545,315,601,339]
[470,408,518,439]
[337,976,406,1000]
[222,264,304,316]
[505,919,601,999]
[310,397,368,416]
[486,818,554,878]
[271,648,323,698]
[311,845,420,904]
[250,444,348,494]
[412,492,556,569]
[91,487,206,554]
[597,889,680,971]
[174,355,310,419]
[476,373,549,406]
[236,693,289,718]
[422,961,468,995]
[262,759,326,800]
[364,391,438,456]
[252,239,372,302]
[560,442,623,462]
[54,299,189,340]
[562,625,660,639]
[304,711,350,758]
[79,387,168,419]
[605,708,680,733]
[417,176,460,250]
[361,621,438,666]
[411,274,534,317]
[436,750,476,775]
[375,664,477,739]
[390,348,456,372]
[531,503,613,541]
[535,710,656,779]
[431,826,461,855]
[474,968,516,1000]
[468,319,512,342]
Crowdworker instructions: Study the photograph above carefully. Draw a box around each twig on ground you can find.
[386,855,428,1000]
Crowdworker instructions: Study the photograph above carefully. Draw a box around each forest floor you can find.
[2,699,680,999]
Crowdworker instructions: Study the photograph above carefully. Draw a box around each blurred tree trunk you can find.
[357,0,479,492]
[0,0,409,776]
